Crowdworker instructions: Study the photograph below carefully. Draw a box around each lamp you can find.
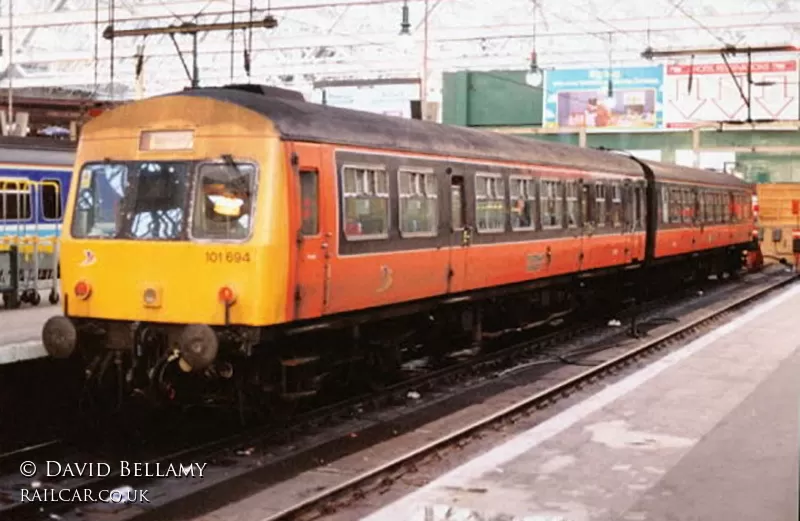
[399,0,410,35]
[525,51,543,87]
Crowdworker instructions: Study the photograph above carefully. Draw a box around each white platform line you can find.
[0,340,47,365]
[361,282,800,521]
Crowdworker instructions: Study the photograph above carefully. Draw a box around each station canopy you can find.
[0,0,794,100]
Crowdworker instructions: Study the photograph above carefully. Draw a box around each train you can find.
[40,84,755,411]
[0,137,75,308]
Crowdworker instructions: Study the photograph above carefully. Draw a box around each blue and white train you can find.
[0,137,75,308]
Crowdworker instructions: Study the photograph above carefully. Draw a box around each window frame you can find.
[539,178,564,230]
[397,166,439,238]
[0,179,33,222]
[189,159,259,243]
[340,163,391,242]
[298,169,320,237]
[565,180,580,229]
[509,174,537,231]
[609,181,623,229]
[474,172,507,234]
[594,181,607,228]
[39,178,63,222]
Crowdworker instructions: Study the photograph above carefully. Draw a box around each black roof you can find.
[172,86,748,188]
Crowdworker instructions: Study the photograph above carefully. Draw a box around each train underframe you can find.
[43,245,749,419]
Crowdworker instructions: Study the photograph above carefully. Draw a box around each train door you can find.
[446,167,470,294]
[291,143,330,320]
[578,179,591,271]
[631,181,646,262]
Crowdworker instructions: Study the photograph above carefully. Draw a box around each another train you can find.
[0,137,74,308]
[41,84,755,409]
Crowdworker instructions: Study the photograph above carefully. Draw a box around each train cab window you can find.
[510,176,536,230]
[539,179,563,230]
[41,179,62,221]
[450,176,465,230]
[566,181,579,228]
[398,168,438,236]
[0,180,32,221]
[594,183,607,227]
[475,173,506,233]
[342,165,389,240]
[610,183,623,228]
[193,162,255,240]
[299,170,318,235]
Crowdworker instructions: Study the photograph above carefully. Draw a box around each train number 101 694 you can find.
[205,251,251,264]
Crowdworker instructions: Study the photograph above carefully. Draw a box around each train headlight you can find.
[74,280,92,300]
[142,287,162,308]
[218,286,237,305]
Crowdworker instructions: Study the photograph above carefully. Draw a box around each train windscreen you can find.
[71,160,255,242]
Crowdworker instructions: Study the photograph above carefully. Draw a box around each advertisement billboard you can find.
[663,60,799,128]
[543,66,664,130]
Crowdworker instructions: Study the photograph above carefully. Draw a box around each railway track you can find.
[258,271,797,521]
[1,268,793,521]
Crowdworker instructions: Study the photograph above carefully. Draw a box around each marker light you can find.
[74,280,92,300]
[218,286,236,304]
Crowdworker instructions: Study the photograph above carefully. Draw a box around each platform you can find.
[363,281,800,521]
[0,296,57,364]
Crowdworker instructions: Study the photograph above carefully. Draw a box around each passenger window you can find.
[539,179,563,229]
[399,169,438,236]
[668,187,681,224]
[450,176,465,230]
[0,180,32,221]
[682,189,693,223]
[510,176,536,230]
[299,170,318,235]
[41,179,62,220]
[342,165,389,240]
[594,183,607,227]
[475,173,506,233]
[635,185,646,229]
[566,181,579,228]
[660,186,669,224]
[610,183,623,228]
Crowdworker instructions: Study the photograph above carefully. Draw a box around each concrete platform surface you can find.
[0,296,58,363]
[363,282,800,521]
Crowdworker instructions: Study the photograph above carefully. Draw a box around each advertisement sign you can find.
[311,83,419,118]
[543,66,664,130]
[663,60,799,127]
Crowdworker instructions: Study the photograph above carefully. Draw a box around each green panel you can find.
[442,71,469,126]
[442,70,542,127]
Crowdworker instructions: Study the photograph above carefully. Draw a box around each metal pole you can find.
[192,31,199,87]
[7,0,13,134]
[421,0,428,108]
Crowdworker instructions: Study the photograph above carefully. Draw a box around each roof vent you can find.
[219,84,305,101]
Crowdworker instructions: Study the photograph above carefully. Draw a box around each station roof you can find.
[0,0,794,101]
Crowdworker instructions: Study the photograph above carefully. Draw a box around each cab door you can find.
[290,143,330,320]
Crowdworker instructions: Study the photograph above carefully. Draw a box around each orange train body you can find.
[40,84,756,405]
